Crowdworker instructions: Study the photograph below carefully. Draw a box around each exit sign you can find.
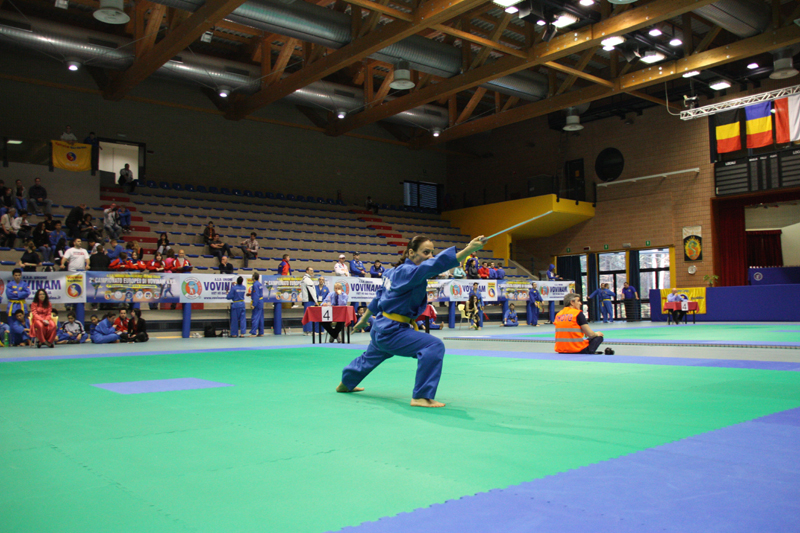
[566,247,571,252]
[603,244,609,250]
[645,240,651,246]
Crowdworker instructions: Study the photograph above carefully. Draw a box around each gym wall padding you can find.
[649,284,800,322]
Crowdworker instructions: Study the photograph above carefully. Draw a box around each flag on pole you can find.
[775,94,800,144]
[744,102,773,148]
[51,140,91,172]
[713,109,742,153]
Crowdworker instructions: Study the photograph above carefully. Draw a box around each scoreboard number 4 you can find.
[321,307,333,322]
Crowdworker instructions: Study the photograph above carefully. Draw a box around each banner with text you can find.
[0,271,86,305]
[537,281,576,302]
[659,287,707,314]
[438,279,499,302]
[51,140,92,172]
[179,275,304,304]
[329,276,384,303]
[86,272,180,304]
[500,280,533,301]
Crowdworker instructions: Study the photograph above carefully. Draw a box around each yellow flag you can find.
[51,140,91,172]
[659,287,707,314]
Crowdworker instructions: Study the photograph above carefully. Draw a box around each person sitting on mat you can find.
[341,234,486,408]
[9,309,31,346]
[321,282,348,343]
[666,288,688,324]
[91,312,123,344]
[554,293,605,355]
[503,303,519,327]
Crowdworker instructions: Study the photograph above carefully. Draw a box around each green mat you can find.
[499,324,800,343]
[3,347,800,533]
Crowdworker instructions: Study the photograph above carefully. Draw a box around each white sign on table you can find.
[320,307,333,323]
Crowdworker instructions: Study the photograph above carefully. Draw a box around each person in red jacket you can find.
[172,249,192,273]
[148,252,165,272]
[113,308,130,338]
[277,254,291,275]
[109,251,129,271]
[478,262,490,279]
[128,251,147,271]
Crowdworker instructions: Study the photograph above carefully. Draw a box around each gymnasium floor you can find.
[2,321,799,533]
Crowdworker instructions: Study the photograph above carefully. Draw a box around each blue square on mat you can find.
[92,378,234,395]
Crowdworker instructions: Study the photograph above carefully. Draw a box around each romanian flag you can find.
[775,94,800,144]
[744,102,773,148]
[714,109,742,153]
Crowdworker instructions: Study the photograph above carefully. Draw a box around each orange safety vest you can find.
[554,307,589,353]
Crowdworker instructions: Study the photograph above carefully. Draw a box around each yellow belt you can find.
[9,300,26,312]
[383,312,419,331]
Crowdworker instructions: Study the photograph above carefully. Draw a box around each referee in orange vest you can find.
[554,293,605,354]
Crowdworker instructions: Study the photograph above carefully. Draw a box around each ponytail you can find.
[395,235,430,267]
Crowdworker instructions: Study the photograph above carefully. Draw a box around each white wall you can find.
[2,163,100,206]
[781,222,800,266]
[98,142,139,182]
[745,203,800,230]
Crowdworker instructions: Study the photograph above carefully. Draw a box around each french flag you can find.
[775,94,800,144]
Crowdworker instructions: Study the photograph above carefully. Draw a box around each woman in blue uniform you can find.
[589,283,615,323]
[248,272,265,337]
[527,282,543,326]
[340,234,486,408]
[91,312,122,344]
[503,303,519,327]
[226,276,247,337]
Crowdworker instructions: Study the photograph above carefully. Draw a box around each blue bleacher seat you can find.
[381,204,389,209]
[220,188,231,195]
[243,190,253,197]
[336,199,345,206]
[208,186,219,194]
[316,197,325,203]
[326,199,335,205]
[147,180,157,188]
[276,193,286,200]
[295,195,304,202]
[185,184,195,192]
[159,182,170,190]
[232,189,242,196]
[196,185,207,193]
[255,191,264,199]
[172,183,183,191]
[265,192,274,199]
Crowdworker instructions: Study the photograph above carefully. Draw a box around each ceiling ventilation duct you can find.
[770,47,799,80]
[389,60,415,90]
[563,107,584,131]
[693,0,770,38]
[93,0,130,25]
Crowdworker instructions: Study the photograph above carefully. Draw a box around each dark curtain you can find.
[716,202,748,286]
[556,255,583,296]
[628,250,641,294]
[747,230,783,267]
[586,253,599,322]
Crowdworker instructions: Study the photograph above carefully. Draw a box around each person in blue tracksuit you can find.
[349,252,366,277]
[589,283,615,323]
[369,260,385,278]
[6,268,31,319]
[547,264,562,281]
[226,276,247,337]
[9,309,31,346]
[495,265,505,279]
[316,276,330,303]
[91,312,122,344]
[249,272,264,337]
[503,303,519,327]
[340,234,486,408]
[527,282,544,326]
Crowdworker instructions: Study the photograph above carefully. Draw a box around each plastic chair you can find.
[232,189,242,196]
[265,192,274,199]
[159,182,171,190]
[208,186,219,194]
[184,184,196,192]
[295,195,304,202]
[172,183,183,191]
[243,190,253,197]
[220,187,231,195]
[276,193,286,200]
[196,185,207,193]
[147,180,157,189]
[255,191,264,199]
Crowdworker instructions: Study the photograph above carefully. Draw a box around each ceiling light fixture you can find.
[93,0,130,24]
[66,59,81,71]
[336,109,347,119]
[648,28,662,37]
[709,79,731,91]
[579,0,594,6]
[640,50,665,64]
[218,85,230,98]
[504,5,518,14]
[6,140,23,145]
[54,0,69,9]
[747,62,759,69]
[491,0,521,7]
[669,38,682,46]
[682,70,701,78]
[536,19,546,26]
[389,60,415,90]
[432,128,442,137]
[552,12,578,28]
[601,36,625,48]
[201,31,213,43]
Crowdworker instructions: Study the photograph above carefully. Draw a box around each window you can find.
[403,181,439,209]
[638,248,671,319]
[599,252,626,320]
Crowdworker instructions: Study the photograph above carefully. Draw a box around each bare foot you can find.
[336,382,364,393]
[410,398,445,408]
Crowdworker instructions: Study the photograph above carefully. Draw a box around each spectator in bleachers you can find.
[147,252,165,273]
[14,182,27,214]
[452,263,466,279]
[18,241,41,272]
[60,125,77,143]
[156,231,172,255]
[369,260,384,278]
[30,289,56,348]
[226,276,247,338]
[249,272,265,337]
[54,238,67,267]
[321,282,348,343]
[43,214,56,231]
[172,249,193,273]
[1,187,14,217]
[365,196,379,214]
[466,254,479,279]
[316,275,330,302]
[127,309,148,343]
[9,309,31,346]
[83,132,101,173]
[164,249,176,271]
[32,222,51,262]
[103,204,121,241]
[118,206,132,233]
[208,235,233,262]
[277,254,291,275]
[125,240,142,261]
[437,268,452,279]
[91,313,123,344]
[89,245,111,271]
[13,211,31,243]
[49,221,67,250]
[61,238,89,272]
[218,255,234,274]
[58,311,87,344]
[239,232,259,268]
[1,207,17,246]
[478,262,490,279]
[85,236,100,255]
[495,264,505,279]
[202,222,217,245]
[118,164,135,193]
[334,254,350,276]
[79,214,99,242]
[65,204,85,239]
[6,268,31,317]
[109,252,129,271]
[27,178,53,216]
[301,267,319,336]
[488,262,498,279]
[350,252,366,277]
[106,239,124,260]
[129,251,146,271]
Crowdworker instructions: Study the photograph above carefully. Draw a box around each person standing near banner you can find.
[249,272,265,337]
[322,282,348,343]
[301,267,319,336]
[6,268,30,319]
[316,275,330,303]
[589,283,615,323]
[622,282,639,321]
[339,234,486,408]
[527,281,543,326]
[226,276,247,338]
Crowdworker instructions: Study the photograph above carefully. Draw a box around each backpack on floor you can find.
[203,325,217,338]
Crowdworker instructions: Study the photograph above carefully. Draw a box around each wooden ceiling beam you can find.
[104,0,250,100]
[455,87,487,124]
[432,24,526,58]
[136,2,167,58]
[330,0,720,136]
[470,12,513,70]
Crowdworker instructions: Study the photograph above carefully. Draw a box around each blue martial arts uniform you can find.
[49,230,67,248]
[488,268,497,279]
[6,280,31,318]
[495,267,505,280]
[91,318,119,344]
[527,287,543,325]
[9,317,30,346]
[547,264,558,280]
[503,309,519,327]
[589,288,616,323]
[350,259,366,277]
[250,280,264,336]
[369,265,385,278]
[118,208,131,228]
[341,247,458,400]
[227,283,247,337]
[316,284,330,302]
